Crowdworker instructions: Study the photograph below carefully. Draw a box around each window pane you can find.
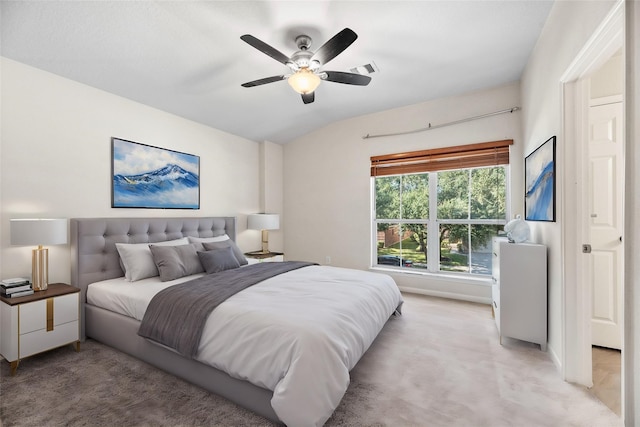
[401,174,429,219]
[402,223,428,269]
[375,176,400,219]
[439,224,469,273]
[471,167,506,219]
[376,223,419,268]
[437,170,469,219]
[469,225,501,275]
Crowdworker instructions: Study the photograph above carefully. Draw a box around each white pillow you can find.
[116,237,189,281]
[187,234,230,244]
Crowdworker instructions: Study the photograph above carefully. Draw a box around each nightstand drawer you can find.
[20,320,79,358]
[19,293,79,334]
[19,300,46,334]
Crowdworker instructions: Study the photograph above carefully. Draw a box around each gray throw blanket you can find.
[138,261,316,358]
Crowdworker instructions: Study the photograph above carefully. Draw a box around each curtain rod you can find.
[362,107,521,140]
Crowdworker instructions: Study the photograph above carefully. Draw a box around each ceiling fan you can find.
[240,28,372,104]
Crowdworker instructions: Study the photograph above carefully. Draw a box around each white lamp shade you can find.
[10,218,68,246]
[247,214,280,231]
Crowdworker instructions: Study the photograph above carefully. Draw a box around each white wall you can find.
[590,51,624,98]
[254,140,284,253]
[0,58,261,285]
[520,0,618,377]
[283,82,522,302]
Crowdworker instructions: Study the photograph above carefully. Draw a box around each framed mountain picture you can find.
[111,137,200,209]
[525,136,555,222]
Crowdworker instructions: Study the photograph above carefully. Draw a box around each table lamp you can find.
[247,214,280,254]
[10,218,68,291]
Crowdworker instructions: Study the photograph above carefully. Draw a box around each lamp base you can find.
[32,246,49,291]
[261,230,270,253]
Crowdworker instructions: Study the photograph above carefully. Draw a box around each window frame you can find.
[372,165,511,276]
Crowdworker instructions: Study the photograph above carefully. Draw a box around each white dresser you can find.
[491,237,547,351]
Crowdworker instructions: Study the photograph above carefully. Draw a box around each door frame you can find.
[559,0,623,388]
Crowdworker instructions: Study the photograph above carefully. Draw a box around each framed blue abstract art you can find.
[525,136,555,222]
[111,137,200,209]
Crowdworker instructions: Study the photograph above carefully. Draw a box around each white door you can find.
[588,98,624,350]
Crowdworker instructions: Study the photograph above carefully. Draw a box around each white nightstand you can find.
[245,251,284,264]
[0,283,80,375]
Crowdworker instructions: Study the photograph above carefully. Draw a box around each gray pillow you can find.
[202,240,248,265]
[197,247,241,274]
[116,237,189,281]
[149,243,204,282]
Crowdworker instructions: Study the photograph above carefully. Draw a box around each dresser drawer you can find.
[20,320,79,358]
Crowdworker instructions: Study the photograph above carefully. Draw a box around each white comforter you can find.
[87,265,403,427]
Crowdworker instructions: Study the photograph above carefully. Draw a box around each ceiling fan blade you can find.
[302,92,315,104]
[323,71,371,86]
[241,75,286,88]
[241,34,291,65]
[311,28,358,66]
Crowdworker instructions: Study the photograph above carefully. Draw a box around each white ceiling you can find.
[0,1,553,144]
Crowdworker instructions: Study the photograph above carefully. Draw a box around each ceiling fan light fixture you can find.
[287,68,321,94]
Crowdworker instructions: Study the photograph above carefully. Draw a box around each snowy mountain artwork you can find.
[112,138,200,209]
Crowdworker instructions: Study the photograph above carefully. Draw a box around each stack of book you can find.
[1,278,34,298]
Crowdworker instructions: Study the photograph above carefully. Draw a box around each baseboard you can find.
[398,286,492,305]
[548,342,562,373]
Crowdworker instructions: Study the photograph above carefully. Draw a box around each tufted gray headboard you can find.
[70,217,236,300]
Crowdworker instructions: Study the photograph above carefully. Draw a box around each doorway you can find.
[587,61,624,416]
[559,0,624,416]
[588,59,624,354]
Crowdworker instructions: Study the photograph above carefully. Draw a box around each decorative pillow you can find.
[116,237,189,282]
[149,243,204,282]
[201,239,248,266]
[197,247,241,274]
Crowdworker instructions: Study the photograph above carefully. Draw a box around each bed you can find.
[70,217,403,426]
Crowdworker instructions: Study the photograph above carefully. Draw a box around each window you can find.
[372,140,512,276]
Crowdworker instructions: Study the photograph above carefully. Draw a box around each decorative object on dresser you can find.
[10,218,68,291]
[503,214,530,243]
[525,135,556,222]
[0,283,80,375]
[111,137,200,209]
[247,213,280,254]
[491,237,547,351]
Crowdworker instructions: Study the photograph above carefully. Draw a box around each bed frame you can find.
[70,217,280,423]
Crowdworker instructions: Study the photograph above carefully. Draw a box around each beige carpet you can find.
[0,293,622,426]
